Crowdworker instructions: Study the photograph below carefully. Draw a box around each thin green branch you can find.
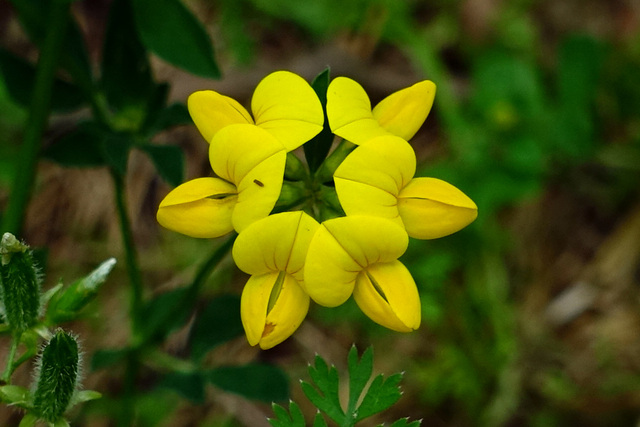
[0,335,20,384]
[110,170,143,338]
[2,0,71,235]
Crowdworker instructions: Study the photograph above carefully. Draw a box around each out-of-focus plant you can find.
[0,233,110,426]
[0,0,291,425]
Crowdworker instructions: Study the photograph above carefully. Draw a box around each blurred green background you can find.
[1,0,640,425]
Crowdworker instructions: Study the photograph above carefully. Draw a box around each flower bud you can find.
[33,330,80,423]
[0,233,41,333]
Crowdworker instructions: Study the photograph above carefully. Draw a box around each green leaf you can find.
[355,373,403,421]
[42,122,108,168]
[139,287,192,344]
[46,258,116,324]
[384,418,422,427]
[91,348,129,371]
[0,48,85,112]
[101,133,133,176]
[269,401,306,427]
[347,345,373,413]
[0,385,32,407]
[101,0,154,112]
[160,371,205,403]
[132,0,221,79]
[73,390,102,404]
[138,144,185,187]
[207,364,289,402]
[313,412,328,427]
[300,355,344,424]
[303,68,333,173]
[189,294,243,361]
[143,102,192,136]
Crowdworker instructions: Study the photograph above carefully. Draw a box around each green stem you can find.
[111,170,143,338]
[0,335,20,384]
[2,0,71,235]
[187,234,236,299]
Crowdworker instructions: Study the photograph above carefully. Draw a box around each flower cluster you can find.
[157,71,477,349]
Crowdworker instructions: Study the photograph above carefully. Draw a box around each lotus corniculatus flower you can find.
[334,135,478,239]
[232,211,320,349]
[326,77,436,145]
[303,216,420,332]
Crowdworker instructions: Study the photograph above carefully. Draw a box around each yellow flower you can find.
[157,124,286,237]
[303,216,420,332]
[326,77,436,145]
[334,135,477,239]
[232,211,320,349]
[188,71,324,151]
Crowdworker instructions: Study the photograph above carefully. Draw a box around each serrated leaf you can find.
[101,0,153,112]
[189,294,243,361]
[303,67,333,173]
[300,381,344,424]
[207,364,289,402]
[289,399,305,425]
[160,371,205,403]
[0,385,32,407]
[138,144,185,187]
[42,122,108,168]
[269,402,292,427]
[132,0,220,79]
[0,48,85,112]
[356,373,403,421]
[384,418,421,427]
[301,356,344,423]
[347,345,373,413]
[313,412,328,427]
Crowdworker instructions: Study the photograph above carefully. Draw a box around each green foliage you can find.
[208,364,289,403]
[46,258,116,324]
[131,0,221,79]
[189,294,244,361]
[270,346,419,427]
[0,48,85,113]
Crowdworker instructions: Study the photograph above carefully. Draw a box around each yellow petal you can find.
[397,177,478,239]
[353,261,421,332]
[334,135,415,221]
[240,272,309,349]
[251,71,324,151]
[326,77,392,145]
[156,177,236,238]
[188,91,253,143]
[232,211,320,279]
[209,124,286,185]
[372,80,436,141]
[303,216,408,307]
[232,150,286,232]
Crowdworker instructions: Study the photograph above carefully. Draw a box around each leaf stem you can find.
[1,0,71,235]
[110,170,143,338]
[0,334,20,384]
